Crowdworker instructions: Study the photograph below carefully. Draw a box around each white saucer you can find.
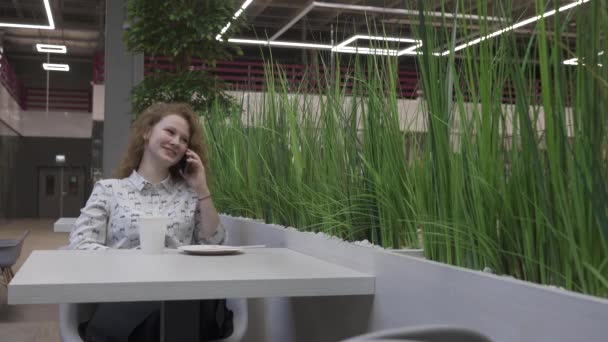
[178,245,243,255]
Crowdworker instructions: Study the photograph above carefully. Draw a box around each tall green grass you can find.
[202,0,607,297]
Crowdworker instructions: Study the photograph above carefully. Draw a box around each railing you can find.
[1,53,92,112]
[102,55,547,104]
[144,57,422,99]
[458,79,543,105]
[3,50,546,114]
[92,50,104,84]
[0,52,25,109]
[23,88,92,112]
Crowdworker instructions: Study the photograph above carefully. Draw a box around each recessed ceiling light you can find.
[0,0,55,30]
[36,44,67,53]
[43,63,70,71]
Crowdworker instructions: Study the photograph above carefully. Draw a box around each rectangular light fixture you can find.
[36,44,67,53]
[43,63,70,71]
[332,35,422,56]
[440,0,590,56]
[334,35,420,50]
[0,0,55,29]
[227,36,424,56]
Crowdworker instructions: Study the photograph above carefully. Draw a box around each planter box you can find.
[220,214,608,342]
[388,248,425,258]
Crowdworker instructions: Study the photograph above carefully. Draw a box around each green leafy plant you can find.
[201,0,607,297]
[129,70,235,116]
[124,0,244,114]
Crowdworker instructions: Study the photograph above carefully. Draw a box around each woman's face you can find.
[144,114,190,167]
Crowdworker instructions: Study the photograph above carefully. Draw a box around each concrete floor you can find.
[0,219,69,342]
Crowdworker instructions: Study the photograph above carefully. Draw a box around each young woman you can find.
[69,102,225,250]
[69,102,232,341]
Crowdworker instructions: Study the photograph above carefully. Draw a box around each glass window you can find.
[68,175,78,195]
[46,175,55,196]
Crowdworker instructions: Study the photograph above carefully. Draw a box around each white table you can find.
[9,248,374,341]
[53,217,77,233]
[8,248,375,304]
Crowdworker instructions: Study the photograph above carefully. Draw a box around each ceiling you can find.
[240,0,578,46]
[0,0,584,87]
[0,0,104,61]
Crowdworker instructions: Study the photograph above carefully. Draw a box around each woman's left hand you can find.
[179,149,210,197]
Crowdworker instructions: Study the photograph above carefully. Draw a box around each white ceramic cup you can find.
[138,216,169,254]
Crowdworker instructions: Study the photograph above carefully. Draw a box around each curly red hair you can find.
[114,102,209,179]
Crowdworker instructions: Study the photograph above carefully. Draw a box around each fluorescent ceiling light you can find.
[227,38,332,49]
[333,35,422,56]
[441,0,590,56]
[398,42,424,56]
[334,35,420,50]
[0,0,54,29]
[36,44,67,53]
[563,51,604,66]
[217,0,255,41]
[220,22,231,34]
[228,38,266,45]
[270,41,331,49]
[228,36,424,56]
[241,0,254,9]
[336,47,399,56]
[43,63,69,71]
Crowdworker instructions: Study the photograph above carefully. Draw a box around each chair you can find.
[211,298,248,342]
[342,325,493,342]
[0,230,30,286]
[59,298,248,342]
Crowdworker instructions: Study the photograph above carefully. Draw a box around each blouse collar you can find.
[127,170,175,192]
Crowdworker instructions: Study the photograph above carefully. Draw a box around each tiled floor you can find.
[0,219,70,342]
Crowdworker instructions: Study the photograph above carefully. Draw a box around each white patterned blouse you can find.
[68,170,227,250]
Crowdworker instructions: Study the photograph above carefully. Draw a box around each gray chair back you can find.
[342,325,493,342]
[0,230,30,268]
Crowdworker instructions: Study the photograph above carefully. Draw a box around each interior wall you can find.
[227,91,570,139]
[0,79,22,132]
[222,216,608,342]
[1,79,93,138]
[14,137,92,218]
[11,59,92,90]
[227,91,427,132]
[18,110,92,138]
[0,120,21,221]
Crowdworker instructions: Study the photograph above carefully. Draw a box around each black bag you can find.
[79,300,233,342]
[199,299,234,340]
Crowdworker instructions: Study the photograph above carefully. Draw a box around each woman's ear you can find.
[143,129,151,141]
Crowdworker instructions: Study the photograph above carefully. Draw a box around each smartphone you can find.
[178,155,189,174]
